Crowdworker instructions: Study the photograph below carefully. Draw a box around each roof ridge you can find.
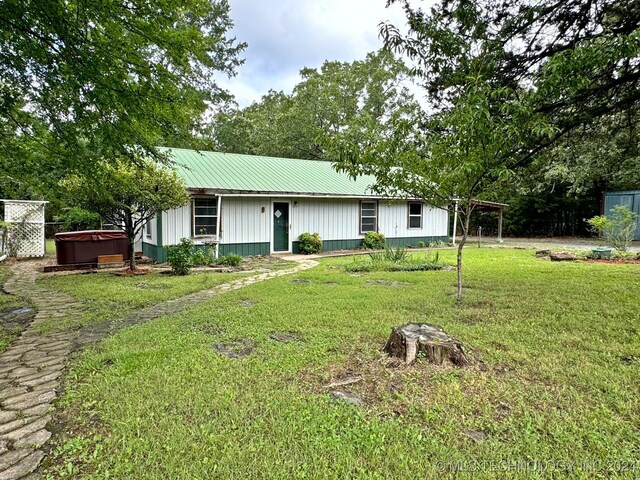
[157,146,337,166]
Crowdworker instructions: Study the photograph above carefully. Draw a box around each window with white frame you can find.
[360,201,377,233]
[408,202,423,229]
[145,218,152,238]
[193,198,218,236]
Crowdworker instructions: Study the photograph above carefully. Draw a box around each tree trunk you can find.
[384,323,467,366]
[123,211,136,271]
[128,236,136,270]
[456,203,472,302]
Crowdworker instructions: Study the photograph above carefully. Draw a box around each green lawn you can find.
[0,263,32,352]
[36,270,252,333]
[44,249,640,479]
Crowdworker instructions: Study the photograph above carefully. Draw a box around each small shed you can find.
[0,199,48,258]
[604,190,640,240]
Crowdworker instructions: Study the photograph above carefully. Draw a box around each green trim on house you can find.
[156,212,163,247]
[292,236,450,253]
[142,242,167,263]
[144,236,451,262]
[385,236,450,247]
[219,242,270,256]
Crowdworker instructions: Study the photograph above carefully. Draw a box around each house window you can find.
[408,202,423,229]
[360,201,377,233]
[145,219,152,238]
[193,198,218,236]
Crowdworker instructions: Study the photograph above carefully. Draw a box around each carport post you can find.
[497,208,504,243]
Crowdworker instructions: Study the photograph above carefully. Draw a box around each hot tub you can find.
[54,230,130,265]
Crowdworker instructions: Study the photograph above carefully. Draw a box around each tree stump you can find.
[383,323,467,366]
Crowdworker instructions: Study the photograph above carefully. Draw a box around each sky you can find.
[219,0,416,108]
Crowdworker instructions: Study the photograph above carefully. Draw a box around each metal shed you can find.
[604,190,640,240]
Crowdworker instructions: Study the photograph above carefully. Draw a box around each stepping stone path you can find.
[0,258,317,479]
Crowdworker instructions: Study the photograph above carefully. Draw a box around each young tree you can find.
[335,78,552,301]
[64,161,189,270]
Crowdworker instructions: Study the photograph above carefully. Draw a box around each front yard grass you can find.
[36,270,250,333]
[0,263,31,352]
[44,249,640,479]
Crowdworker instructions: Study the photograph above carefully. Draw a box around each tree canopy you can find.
[0,0,246,198]
[212,50,420,160]
[63,160,189,270]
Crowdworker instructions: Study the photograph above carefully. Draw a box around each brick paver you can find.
[0,258,317,479]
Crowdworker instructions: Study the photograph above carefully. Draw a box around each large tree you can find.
[212,50,420,160]
[382,0,640,165]
[0,0,245,179]
[334,0,640,301]
[64,160,189,270]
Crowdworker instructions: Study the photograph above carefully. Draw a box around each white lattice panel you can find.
[2,200,47,258]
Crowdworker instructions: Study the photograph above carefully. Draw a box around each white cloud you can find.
[220,0,418,107]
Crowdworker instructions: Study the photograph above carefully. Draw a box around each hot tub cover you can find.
[54,230,128,242]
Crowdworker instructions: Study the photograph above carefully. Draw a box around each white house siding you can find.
[289,198,358,241]
[153,195,449,257]
[162,205,191,246]
[377,201,449,238]
[221,197,270,244]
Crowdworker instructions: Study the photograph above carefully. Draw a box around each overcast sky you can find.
[219,0,416,108]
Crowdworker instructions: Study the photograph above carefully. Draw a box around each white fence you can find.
[1,200,48,258]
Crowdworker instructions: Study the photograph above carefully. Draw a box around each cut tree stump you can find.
[383,323,467,366]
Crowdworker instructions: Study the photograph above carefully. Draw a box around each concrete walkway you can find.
[0,258,317,479]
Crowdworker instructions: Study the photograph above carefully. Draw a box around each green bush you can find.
[192,247,214,266]
[298,232,323,254]
[345,251,444,272]
[56,208,101,231]
[362,232,385,249]
[587,205,638,252]
[215,253,242,267]
[166,238,194,275]
[417,241,426,248]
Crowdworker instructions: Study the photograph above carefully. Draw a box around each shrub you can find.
[384,246,408,263]
[298,232,323,254]
[56,208,101,231]
[345,251,444,272]
[166,238,194,275]
[192,247,214,266]
[417,241,426,248]
[216,253,242,267]
[362,232,385,249]
[587,205,638,252]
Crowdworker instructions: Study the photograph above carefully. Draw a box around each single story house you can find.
[137,148,450,261]
[604,190,640,240]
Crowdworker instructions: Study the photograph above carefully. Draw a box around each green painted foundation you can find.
[292,236,450,253]
[143,236,450,262]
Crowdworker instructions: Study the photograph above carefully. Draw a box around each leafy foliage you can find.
[587,205,638,252]
[0,0,245,187]
[191,247,214,267]
[167,238,195,275]
[298,233,323,254]
[362,232,386,250]
[212,50,419,160]
[64,160,189,269]
[55,208,101,232]
[215,253,242,267]
[346,251,443,272]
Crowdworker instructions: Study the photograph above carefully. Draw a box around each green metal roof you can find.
[161,147,379,197]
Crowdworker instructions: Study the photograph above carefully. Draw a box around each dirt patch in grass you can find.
[584,258,640,264]
[113,268,150,276]
[301,338,486,416]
